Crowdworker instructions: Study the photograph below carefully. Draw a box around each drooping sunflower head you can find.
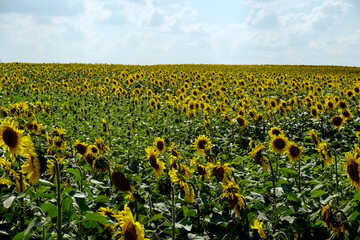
[286,142,303,164]
[309,130,320,147]
[110,171,133,192]
[329,115,345,130]
[74,140,88,156]
[268,127,283,137]
[145,146,165,178]
[269,134,289,154]
[211,162,231,183]
[193,135,212,155]
[0,118,25,156]
[153,137,165,154]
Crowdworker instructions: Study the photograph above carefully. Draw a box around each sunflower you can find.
[95,137,110,153]
[248,141,268,172]
[339,108,352,120]
[111,171,134,192]
[145,146,165,178]
[193,135,212,155]
[169,169,195,203]
[309,130,320,147]
[310,106,319,119]
[102,119,108,134]
[153,137,165,154]
[325,98,336,111]
[343,150,360,190]
[0,177,12,189]
[52,136,67,151]
[286,142,303,164]
[321,205,346,237]
[235,115,248,127]
[92,156,109,172]
[329,115,345,130]
[97,206,117,224]
[21,150,41,184]
[0,118,26,156]
[74,140,88,156]
[169,142,182,160]
[221,180,246,218]
[268,127,283,137]
[112,204,148,240]
[250,218,267,240]
[269,134,289,154]
[316,142,333,166]
[191,157,210,181]
[211,162,232,183]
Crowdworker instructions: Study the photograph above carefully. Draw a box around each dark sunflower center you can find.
[272,129,281,136]
[312,109,317,116]
[76,144,87,155]
[157,141,164,151]
[111,172,131,191]
[124,224,138,240]
[171,149,178,157]
[149,154,159,169]
[347,163,359,182]
[289,146,300,157]
[237,117,245,126]
[3,127,18,148]
[85,154,95,165]
[274,139,286,150]
[55,140,62,147]
[342,110,350,118]
[197,165,206,175]
[213,167,224,182]
[332,116,343,126]
[197,140,207,150]
[339,102,347,108]
[328,102,334,108]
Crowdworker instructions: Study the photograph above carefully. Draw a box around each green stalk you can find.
[297,158,301,193]
[171,185,176,240]
[53,158,63,240]
[267,155,278,232]
[77,166,84,239]
[19,171,25,231]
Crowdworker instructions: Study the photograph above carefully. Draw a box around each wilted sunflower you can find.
[92,156,109,172]
[251,218,267,240]
[222,180,246,218]
[343,150,360,190]
[316,142,334,166]
[248,141,268,172]
[329,115,345,130]
[0,118,26,156]
[268,127,283,137]
[286,142,303,164]
[269,134,289,154]
[321,205,346,237]
[153,137,165,154]
[145,146,165,178]
[193,135,212,155]
[111,171,133,192]
[73,140,88,156]
[211,162,232,183]
[112,204,147,240]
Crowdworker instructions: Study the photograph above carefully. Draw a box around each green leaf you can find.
[349,211,360,221]
[287,192,301,204]
[24,218,37,238]
[90,179,110,188]
[150,213,164,222]
[40,203,58,218]
[3,196,16,209]
[354,192,360,201]
[84,213,108,224]
[67,168,81,182]
[38,179,55,187]
[94,195,110,203]
[12,231,25,240]
[311,190,326,198]
[280,167,298,175]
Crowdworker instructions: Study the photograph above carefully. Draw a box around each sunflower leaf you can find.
[3,196,16,209]
[84,213,108,224]
[310,190,326,198]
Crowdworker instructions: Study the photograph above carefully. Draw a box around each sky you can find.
[0,0,359,66]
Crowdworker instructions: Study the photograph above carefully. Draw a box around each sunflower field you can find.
[1,63,360,240]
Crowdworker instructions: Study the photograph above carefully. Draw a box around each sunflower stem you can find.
[52,157,63,240]
[297,158,301,193]
[19,170,25,232]
[77,166,84,239]
[171,184,176,240]
[268,156,278,232]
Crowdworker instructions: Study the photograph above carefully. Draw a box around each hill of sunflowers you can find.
[1,63,360,240]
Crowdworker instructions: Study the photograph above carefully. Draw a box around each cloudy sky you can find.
[0,0,359,66]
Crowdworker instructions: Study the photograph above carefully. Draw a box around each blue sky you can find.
[0,0,359,66]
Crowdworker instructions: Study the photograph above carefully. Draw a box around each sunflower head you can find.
[110,171,132,192]
[153,137,165,153]
[286,142,303,164]
[330,115,345,130]
[194,135,212,155]
[0,118,25,156]
[74,140,87,156]
[344,151,360,190]
[235,115,248,127]
[268,127,283,137]
[309,130,320,147]
[269,134,289,154]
